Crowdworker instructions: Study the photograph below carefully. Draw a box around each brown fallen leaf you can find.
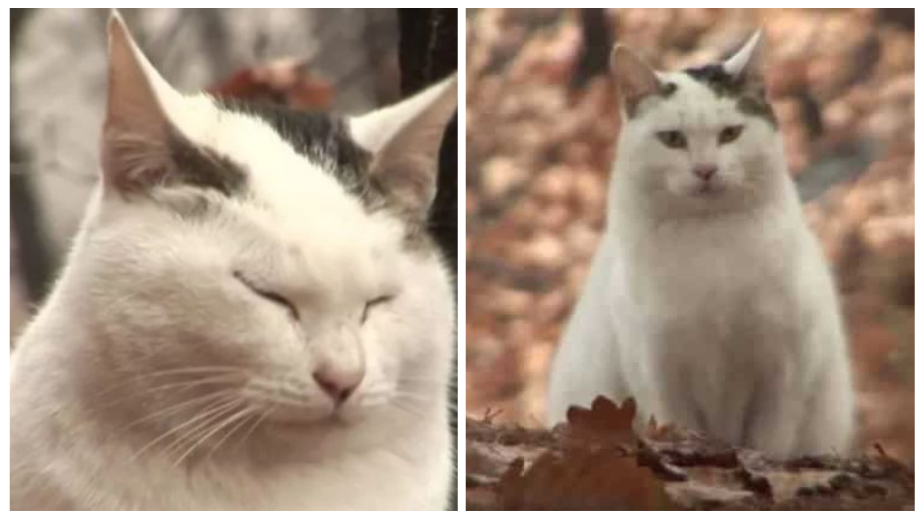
[564,395,638,447]
[497,446,673,510]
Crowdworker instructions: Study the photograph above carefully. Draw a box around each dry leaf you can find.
[497,446,673,510]
[565,395,637,447]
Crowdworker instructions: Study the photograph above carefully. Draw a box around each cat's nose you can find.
[693,164,718,181]
[313,366,364,404]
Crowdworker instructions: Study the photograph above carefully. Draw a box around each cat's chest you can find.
[105,446,442,510]
[617,218,792,307]
[211,455,435,510]
[610,219,800,354]
[67,420,449,510]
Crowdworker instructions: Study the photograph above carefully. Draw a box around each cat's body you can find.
[546,33,854,457]
[11,14,457,510]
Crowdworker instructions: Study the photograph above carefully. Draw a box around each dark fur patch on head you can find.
[217,98,374,197]
[683,64,777,127]
[625,81,678,119]
[217,98,439,251]
[168,130,247,196]
[684,64,740,96]
[660,82,678,97]
[109,127,247,197]
[734,96,777,127]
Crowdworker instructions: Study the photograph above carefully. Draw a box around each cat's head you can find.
[77,13,455,460]
[610,31,789,218]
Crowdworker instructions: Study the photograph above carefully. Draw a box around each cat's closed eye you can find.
[233,271,299,320]
[656,130,687,149]
[718,125,744,144]
[361,295,394,324]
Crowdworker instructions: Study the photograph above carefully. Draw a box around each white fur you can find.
[11,14,455,510]
[547,40,853,458]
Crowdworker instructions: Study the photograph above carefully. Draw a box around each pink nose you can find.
[313,366,364,404]
[693,164,718,181]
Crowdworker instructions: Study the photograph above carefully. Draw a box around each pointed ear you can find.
[101,10,180,193]
[610,45,662,116]
[350,74,457,216]
[723,30,765,94]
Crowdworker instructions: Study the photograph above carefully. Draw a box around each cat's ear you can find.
[349,74,457,216]
[610,45,662,114]
[723,30,765,93]
[101,10,181,193]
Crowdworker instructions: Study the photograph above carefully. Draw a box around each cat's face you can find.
[611,32,787,218]
[79,15,455,459]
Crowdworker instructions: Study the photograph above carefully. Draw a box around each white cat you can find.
[11,13,457,510]
[546,32,854,458]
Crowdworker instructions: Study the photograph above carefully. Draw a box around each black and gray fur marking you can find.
[109,126,247,197]
[683,64,777,127]
[625,81,678,119]
[684,64,740,96]
[168,129,247,196]
[217,98,374,197]
[216,98,436,251]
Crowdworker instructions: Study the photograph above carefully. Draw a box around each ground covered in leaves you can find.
[467,397,914,510]
[466,8,914,464]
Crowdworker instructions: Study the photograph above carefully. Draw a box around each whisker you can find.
[93,366,245,401]
[390,400,431,419]
[174,406,252,467]
[237,406,276,448]
[246,394,308,409]
[205,408,258,460]
[117,390,235,432]
[98,375,243,410]
[133,366,246,380]
[128,394,240,462]
[161,398,244,457]
[396,376,451,384]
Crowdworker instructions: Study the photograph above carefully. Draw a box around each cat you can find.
[546,31,854,458]
[11,12,457,510]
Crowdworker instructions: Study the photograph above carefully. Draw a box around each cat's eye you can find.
[361,295,394,323]
[233,271,299,320]
[656,130,687,149]
[718,125,744,144]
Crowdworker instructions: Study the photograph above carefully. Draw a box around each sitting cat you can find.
[546,31,854,458]
[11,12,457,510]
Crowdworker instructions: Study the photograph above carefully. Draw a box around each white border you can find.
[455,5,468,512]
[3,6,12,516]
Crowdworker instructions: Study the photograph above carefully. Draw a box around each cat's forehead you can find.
[172,98,363,215]
[657,72,721,104]
[640,69,773,128]
[217,99,373,197]
[167,96,403,246]
[158,93,432,257]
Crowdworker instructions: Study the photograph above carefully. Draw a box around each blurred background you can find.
[10,7,458,505]
[466,8,913,464]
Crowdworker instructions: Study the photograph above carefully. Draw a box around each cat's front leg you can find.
[793,355,854,456]
[742,370,804,458]
[546,337,630,425]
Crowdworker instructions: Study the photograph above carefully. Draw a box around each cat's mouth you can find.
[271,412,350,428]
[693,181,723,196]
[258,394,368,429]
